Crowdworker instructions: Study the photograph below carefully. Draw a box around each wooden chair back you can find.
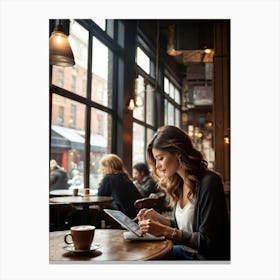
[134,193,166,213]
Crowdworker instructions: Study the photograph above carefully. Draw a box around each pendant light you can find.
[127,77,144,110]
[128,98,136,111]
[49,20,75,67]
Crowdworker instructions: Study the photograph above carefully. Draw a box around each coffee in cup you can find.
[64,225,95,250]
[72,188,78,196]
[83,188,90,196]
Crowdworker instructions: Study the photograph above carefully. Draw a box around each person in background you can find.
[50,159,69,191]
[98,154,142,219]
[136,125,230,260]
[132,162,159,197]
[68,169,83,189]
[69,161,78,178]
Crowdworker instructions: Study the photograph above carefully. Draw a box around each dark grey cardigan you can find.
[170,171,230,260]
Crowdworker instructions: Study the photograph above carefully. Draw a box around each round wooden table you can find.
[50,196,114,225]
[49,229,173,261]
[50,189,98,197]
[49,195,113,206]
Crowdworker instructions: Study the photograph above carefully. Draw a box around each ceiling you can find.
[139,19,214,65]
[138,19,214,110]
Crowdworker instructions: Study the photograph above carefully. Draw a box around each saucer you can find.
[63,243,101,254]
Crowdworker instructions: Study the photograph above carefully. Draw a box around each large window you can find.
[50,19,117,189]
[50,19,185,188]
[132,45,156,166]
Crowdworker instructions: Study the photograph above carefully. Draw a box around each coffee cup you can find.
[72,188,78,196]
[64,225,95,250]
[83,188,90,196]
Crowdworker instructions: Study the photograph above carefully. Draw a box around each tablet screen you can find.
[103,209,142,236]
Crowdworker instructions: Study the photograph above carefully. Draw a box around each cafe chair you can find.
[134,192,167,214]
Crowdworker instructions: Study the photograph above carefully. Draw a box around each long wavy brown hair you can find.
[146,125,208,205]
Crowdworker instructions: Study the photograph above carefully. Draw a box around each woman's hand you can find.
[135,208,171,227]
[138,219,167,237]
[136,208,159,222]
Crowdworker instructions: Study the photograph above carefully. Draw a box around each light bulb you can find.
[128,99,135,110]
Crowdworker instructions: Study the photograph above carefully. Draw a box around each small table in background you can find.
[49,195,113,225]
[49,189,98,197]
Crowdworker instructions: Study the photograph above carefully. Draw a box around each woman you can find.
[98,154,142,219]
[137,125,230,260]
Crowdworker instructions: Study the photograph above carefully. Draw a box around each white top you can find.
[175,199,198,254]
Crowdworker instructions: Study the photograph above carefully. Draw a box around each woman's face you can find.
[152,148,180,178]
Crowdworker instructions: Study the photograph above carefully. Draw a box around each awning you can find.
[51,125,106,152]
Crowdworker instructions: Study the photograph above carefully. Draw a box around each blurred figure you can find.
[69,161,78,178]
[68,169,83,189]
[50,159,69,191]
[132,162,159,197]
[98,154,142,219]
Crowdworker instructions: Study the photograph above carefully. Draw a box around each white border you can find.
[0,1,279,279]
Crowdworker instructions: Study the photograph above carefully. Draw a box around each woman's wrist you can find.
[155,212,170,226]
[164,227,181,242]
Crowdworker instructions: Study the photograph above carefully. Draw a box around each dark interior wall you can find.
[213,20,230,183]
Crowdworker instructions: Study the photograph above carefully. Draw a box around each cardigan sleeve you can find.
[180,172,228,257]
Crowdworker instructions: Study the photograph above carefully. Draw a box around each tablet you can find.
[103,209,165,240]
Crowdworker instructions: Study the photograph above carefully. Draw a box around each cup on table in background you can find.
[64,225,95,250]
[72,188,78,196]
[83,188,90,196]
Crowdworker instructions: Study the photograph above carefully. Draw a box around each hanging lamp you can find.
[49,20,75,67]
[128,98,136,111]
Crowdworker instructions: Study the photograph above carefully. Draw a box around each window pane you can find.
[91,37,113,108]
[117,21,125,48]
[93,19,106,31]
[136,47,150,74]
[90,108,112,189]
[50,94,86,188]
[168,102,174,125]
[146,84,154,126]
[175,88,181,104]
[169,82,175,99]
[133,76,145,121]
[52,20,88,97]
[175,108,180,127]
[147,128,155,146]
[106,20,114,38]
[164,99,168,124]
[133,123,145,165]
[164,76,169,94]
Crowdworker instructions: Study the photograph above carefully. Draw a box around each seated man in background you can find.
[132,162,159,198]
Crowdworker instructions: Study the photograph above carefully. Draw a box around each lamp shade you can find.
[49,23,75,67]
[128,98,136,111]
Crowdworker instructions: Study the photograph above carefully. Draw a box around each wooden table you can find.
[49,229,173,261]
[50,196,113,225]
[50,189,98,197]
[50,195,113,206]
